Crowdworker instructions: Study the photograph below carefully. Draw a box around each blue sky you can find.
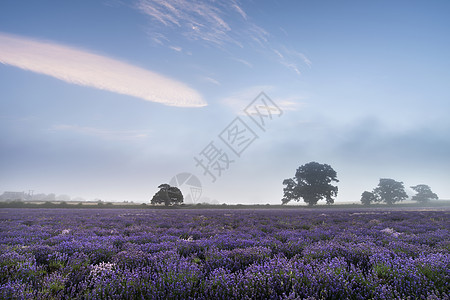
[1,0,449,204]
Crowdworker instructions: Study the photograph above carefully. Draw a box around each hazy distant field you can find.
[1,208,448,299]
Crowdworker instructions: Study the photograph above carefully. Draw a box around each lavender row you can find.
[0,208,448,299]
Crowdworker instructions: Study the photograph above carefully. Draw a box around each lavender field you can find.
[0,208,448,299]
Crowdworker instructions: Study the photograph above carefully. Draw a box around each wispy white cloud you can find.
[135,0,310,76]
[273,47,312,76]
[273,49,284,59]
[233,58,253,68]
[0,32,206,107]
[169,45,182,52]
[281,62,302,76]
[283,46,312,68]
[137,0,233,47]
[202,76,220,85]
[276,98,305,112]
[136,0,267,49]
[150,32,169,45]
[51,124,151,141]
[232,3,247,20]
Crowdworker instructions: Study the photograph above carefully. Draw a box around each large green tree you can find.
[360,191,377,206]
[151,184,183,206]
[282,162,339,206]
[410,184,438,203]
[373,178,407,205]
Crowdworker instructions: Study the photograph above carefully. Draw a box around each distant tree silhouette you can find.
[410,184,438,203]
[360,191,376,206]
[282,162,339,206]
[45,193,56,201]
[373,178,407,205]
[151,184,183,206]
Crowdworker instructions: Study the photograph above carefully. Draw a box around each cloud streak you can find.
[273,47,312,76]
[0,32,206,107]
[136,0,267,49]
[51,124,151,141]
[135,0,310,76]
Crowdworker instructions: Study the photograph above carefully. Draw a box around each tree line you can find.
[281,161,439,206]
[150,161,439,206]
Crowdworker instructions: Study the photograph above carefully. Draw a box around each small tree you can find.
[373,178,407,205]
[360,191,376,206]
[282,162,339,206]
[410,184,438,203]
[151,184,183,206]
